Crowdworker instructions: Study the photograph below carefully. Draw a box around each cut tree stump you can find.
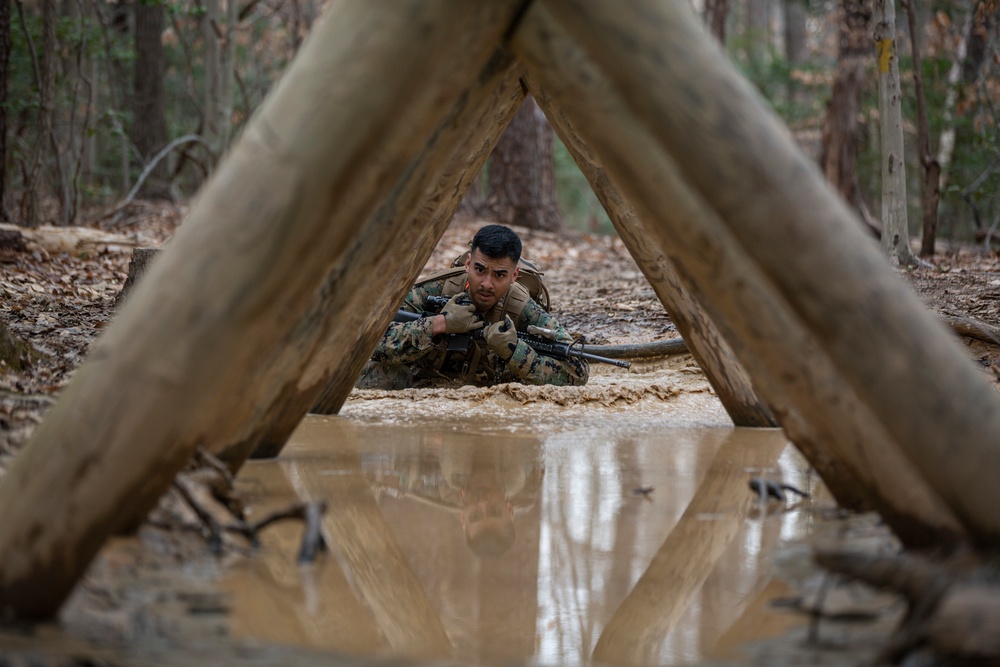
[113,248,161,309]
[0,321,40,372]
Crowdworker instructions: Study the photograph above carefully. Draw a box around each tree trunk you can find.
[0,0,9,221]
[745,0,770,67]
[485,94,564,232]
[133,0,169,199]
[963,1,999,85]
[528,73,779,430]
[820,0,871,219]
[783,0,808,105]
[202,0,234,161]
[783,0,807,64]
[514,0,986,546]
[704,0,729,43]
[0,0,525,619]
[874,0,915,266]
[220,0,237,150]
[23,0,57,228]
[939,6,974,197]
[902,0,941,258]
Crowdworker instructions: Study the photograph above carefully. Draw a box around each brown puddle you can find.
[222,403,826,666]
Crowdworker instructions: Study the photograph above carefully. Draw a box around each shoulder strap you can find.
[414,266,468,298]
[493,281,531,326]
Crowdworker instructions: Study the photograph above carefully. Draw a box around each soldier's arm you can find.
[503,300,590,386]
[371,281,446,364]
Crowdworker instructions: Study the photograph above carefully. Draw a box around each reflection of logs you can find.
[592,430,785,666]
[224,461,383,652]
[284,454,452,659]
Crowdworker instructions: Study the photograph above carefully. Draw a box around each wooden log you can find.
[240,54,526,462]
[0,0,525,619]
[512,4,965,540]
[0,223,138,256]
[535,0,1000,545]
[526,75,776,428]
[592,429,786,665]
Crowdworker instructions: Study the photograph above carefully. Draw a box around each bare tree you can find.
[484,94,563,232]
[820,0,873,229]
[902,0,941,257]
[0,0,10,221]
[874,0,915,266]
[203,0,241,165]
[783,0,808,104]
[704,0,729,42]
[783,0,808,63]
[746,0,771,66]
[21,0,57,227]
[133,0,169,199]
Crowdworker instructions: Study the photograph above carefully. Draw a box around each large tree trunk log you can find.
[242,53,526,462]
[527,75,777,429]
[874,0,915,266]
[513,2,972,544]
[484,94,564,232]
[0,0,524,619]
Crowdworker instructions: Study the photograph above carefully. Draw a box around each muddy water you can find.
[221,361,827,666]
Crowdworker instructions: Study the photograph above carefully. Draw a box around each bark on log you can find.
[512,3,969,539]
[243,54,526,461]
[527,75,776,428]
[0,0,525,619]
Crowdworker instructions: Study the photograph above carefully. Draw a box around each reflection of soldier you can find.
[362,438,542,558]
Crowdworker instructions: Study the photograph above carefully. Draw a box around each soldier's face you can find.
[465,250,519,312]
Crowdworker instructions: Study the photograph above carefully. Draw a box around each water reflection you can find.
[227,415,819,665]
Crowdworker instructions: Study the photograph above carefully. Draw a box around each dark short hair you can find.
[471,224,521,264]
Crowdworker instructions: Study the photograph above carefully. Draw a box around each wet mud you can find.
[1,355,909,667]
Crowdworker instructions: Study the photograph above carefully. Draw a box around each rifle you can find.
[393,295,630,369]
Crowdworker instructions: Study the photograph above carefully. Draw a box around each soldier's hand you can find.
[440,294,483,334]
[484,316,518,360]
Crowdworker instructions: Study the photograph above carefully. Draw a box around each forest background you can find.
[0,0,998,255]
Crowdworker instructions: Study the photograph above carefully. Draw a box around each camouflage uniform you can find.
[356,277,589,389]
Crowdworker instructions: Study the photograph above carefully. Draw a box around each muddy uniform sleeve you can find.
[370,280,445,365]
[502,299,590,386]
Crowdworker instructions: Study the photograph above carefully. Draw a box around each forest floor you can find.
[1,203,1000,665]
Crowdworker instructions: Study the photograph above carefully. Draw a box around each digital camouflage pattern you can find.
[356,277,589,389]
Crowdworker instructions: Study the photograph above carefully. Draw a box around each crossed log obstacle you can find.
[0,0,998,626]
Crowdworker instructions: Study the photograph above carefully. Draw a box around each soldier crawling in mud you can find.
[356,224,589,389]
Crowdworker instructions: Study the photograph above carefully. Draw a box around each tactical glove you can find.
[484,316,518,360]
[440,294,484,334]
